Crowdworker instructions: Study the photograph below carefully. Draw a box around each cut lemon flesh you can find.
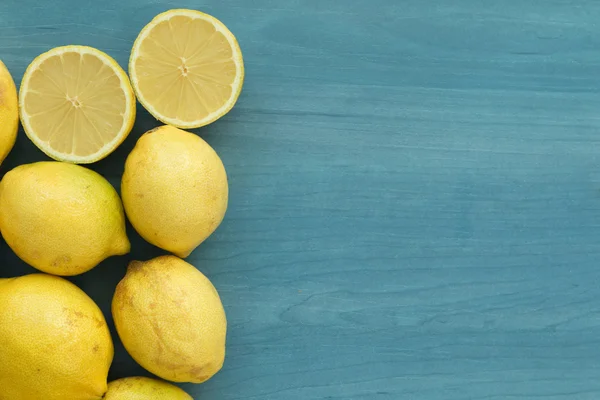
[19,46,136,163]
[129,9,244,129]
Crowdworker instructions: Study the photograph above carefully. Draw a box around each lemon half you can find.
[19,45,136,164]
[129,9,244,129]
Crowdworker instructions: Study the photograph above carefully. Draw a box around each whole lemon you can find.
[104,377,192,399]
[0,161,130,275]
[0,274,113,400]
[121,125,228,258]
[112,255,227,383]
[0,60,18,164]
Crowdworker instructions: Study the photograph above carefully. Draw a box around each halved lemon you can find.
[129,9,244,129]
[19,45,136,164]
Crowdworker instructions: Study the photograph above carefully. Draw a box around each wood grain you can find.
[1,0,600,398]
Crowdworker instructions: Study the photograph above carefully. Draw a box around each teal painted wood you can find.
[1,0,600,398]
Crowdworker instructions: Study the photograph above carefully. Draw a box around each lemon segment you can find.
[129,9,244,128]
[19,45,136,163]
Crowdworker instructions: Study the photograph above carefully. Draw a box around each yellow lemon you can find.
[19,45,136,163]
[0,274,113,400]
[105,377,192,400]
[121,125,228,257]
[112,256,227,383]
[130,9,244,128]
[0,162,130,275]
[0,60,18,164]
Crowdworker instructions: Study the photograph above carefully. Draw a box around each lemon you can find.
[105,377,192,400]
[19,45,136,163]
[0,274,113,400]
[0,162,130,275]
[112,256,227,383]
[129,9,244,128]
[0,60,18,164]
[121,125,228,257]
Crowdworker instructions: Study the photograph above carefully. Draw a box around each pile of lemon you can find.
[0,9,244,400]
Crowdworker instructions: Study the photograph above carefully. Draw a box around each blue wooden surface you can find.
[2,0,600,398]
